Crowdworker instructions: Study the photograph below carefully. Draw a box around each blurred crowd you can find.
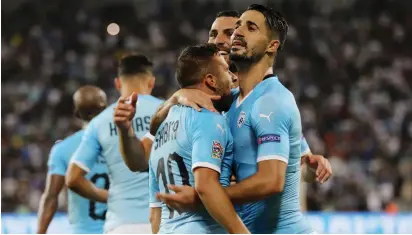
[2,0,412,213]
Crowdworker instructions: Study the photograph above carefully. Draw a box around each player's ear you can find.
[147,76,155,90]
[74,108,82,120]
[266,39,280,53]
[205,73,217,89]
[114,77,121,92]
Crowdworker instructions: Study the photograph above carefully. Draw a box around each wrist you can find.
[119,126,135,137]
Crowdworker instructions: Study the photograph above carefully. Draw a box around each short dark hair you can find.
[216,10,240,18]
[118,54,153,77]
[247,4,288,51]
[176,43,220,88]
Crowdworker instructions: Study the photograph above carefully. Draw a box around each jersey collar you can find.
[235,74,278,108]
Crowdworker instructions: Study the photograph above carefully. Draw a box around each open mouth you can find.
[232,40,245,48]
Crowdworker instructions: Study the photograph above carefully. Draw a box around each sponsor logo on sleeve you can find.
[257,134,281,145]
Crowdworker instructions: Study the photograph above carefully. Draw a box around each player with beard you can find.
[207,11,330,188]
[208,10,240,88]
[149,43,248,234]
[154,4,321,233]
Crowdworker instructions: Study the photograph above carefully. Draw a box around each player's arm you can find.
[66,164,108,202]
[149,160,162,233]
[225,95,294,204]
[150,89,221,135]
[115,93,153,172]
[150,208,161,234]
[37,145,65,234]
[66,122,108,203]
[192,114,249,234]
[299,136,332,183]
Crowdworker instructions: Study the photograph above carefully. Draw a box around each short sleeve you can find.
[218,133,234,187]
[251,94,298,164]
[149,160,161,208]
[191,112,229,174]
[71,121,101,173]
[300,136,311,157]
[47,143,67,176]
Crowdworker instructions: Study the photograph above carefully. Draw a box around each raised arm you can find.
[115,90,220,172]
[114,93,153,172]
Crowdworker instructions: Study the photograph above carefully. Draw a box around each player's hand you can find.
[173,89,221,113]
[114,93,138,131]
[156,185,200,213]
[305,154,332,184]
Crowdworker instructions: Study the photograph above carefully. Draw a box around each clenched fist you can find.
[114,92,138,131]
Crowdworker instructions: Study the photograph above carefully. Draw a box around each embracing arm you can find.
[225,160,286,204]
[149,96,179,136]
[195,168,249,233]
[150,89,221,134]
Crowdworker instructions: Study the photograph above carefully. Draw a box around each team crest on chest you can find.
[237,111,246,128]
[212,140,223,159]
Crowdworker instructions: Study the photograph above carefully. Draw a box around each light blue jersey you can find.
[71,95,163,232]
[227,76,313,234]
[149,105,233,234]
[47,130,108,234]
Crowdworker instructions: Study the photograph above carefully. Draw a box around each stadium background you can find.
[2,0,412,233]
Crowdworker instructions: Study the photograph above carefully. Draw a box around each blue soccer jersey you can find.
[47,130,108,234]
[226,76,313,234]
[149,105,233,234]
[71,95,163,232]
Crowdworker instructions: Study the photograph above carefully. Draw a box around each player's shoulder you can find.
[256,80,296,107]
[263,77,294,98]
[51,130,84,155]
[190,109,228,135]
[139,95,164,106]
[89,103,117,125]
[195,108,226,123]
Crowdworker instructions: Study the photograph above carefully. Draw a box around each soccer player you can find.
[66,54,162,234]
[155,4,321,233]
[208,10,240,87]
[150,43,248,234]
[37,85,108,234]
[208,10,331,183]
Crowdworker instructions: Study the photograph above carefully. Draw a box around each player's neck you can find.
[238,61,271,100]
[121,86,150,97]
[188,84,216,97]
[82,122,89,129]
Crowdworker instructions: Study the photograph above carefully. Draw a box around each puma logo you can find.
[259,112,273,122]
